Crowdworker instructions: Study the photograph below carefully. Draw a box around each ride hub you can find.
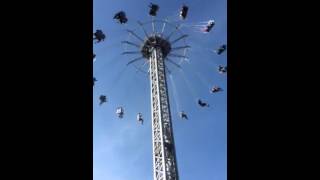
[140,35,172,59]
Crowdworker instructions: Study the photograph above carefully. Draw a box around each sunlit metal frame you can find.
[122,18,191,180]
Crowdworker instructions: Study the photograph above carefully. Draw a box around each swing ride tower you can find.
[145,35,178,180]
[122,19,189,180]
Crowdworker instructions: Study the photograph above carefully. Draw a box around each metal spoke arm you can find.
[170,35,188,45]
[122,51,141,55]
[126,56,144,65]
[168,53,188,59]
[138,21,150,37]
[165,25,181,40]
[166,58,181,68]
[127,29,145,42]
[121,41,141,48]
[171,45,190,51]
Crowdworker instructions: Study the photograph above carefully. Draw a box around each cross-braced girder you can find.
[150,48,179,180]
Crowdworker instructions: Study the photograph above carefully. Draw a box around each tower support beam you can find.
[150,47,179,180]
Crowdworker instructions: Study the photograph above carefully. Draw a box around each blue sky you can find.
[93,0,227,180]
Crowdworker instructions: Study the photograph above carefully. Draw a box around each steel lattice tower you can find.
[122,19,189,180]
[148,41,179,180]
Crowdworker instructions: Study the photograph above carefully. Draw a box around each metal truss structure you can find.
[122,19,190,180]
